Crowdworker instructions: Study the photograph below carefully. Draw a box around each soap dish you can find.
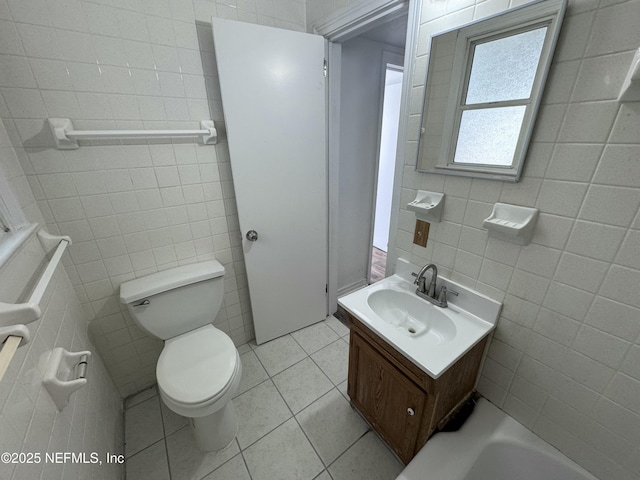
[482,203,538,245]
[407,190,444,222]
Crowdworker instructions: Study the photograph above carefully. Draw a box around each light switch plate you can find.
[413,220,429,247]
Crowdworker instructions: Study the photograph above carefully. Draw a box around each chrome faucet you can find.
[413,263,438,297]
[412,263,458,307]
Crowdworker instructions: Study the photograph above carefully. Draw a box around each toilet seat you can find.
[157,325,238,407]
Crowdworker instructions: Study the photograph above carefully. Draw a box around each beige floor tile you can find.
[125,440,170,480]
[291,321,340,354]
[328,431,403,480]
[235,350,269,397]
[253,335,307,376]
[325,315,350,337]
[201,454,250,480]
[296,389,369,465]
[273,357,333,413]
[234,380,292,449]
[160,400,189,436]
[124,385,159,409]
[311,338,350,385]
[243,418,324,480]
[166,428,239,480]
[125,396,165,457]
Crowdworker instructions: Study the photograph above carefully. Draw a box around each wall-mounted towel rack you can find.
[0,230,71,381]
[48,118,218,150]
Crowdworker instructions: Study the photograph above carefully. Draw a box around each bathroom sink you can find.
[338,259,502,379]
[367,289,456,343]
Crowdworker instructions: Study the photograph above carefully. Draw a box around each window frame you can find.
[432,0,566,182]
[0,160,35,269]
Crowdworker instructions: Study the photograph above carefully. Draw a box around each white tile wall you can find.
[0,0,305,397]
[395,0,640,479]
[0,187,123,480]
[4,0,639,477]
[305,0,363,31]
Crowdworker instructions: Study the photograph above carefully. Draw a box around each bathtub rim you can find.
[395,397,600,480]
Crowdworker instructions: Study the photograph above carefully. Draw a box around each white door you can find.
[212,19,328,345]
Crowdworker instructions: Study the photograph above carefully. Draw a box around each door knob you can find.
[407,407,415,416]
[246,230,258,241]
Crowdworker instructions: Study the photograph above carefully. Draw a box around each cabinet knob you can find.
[407,407,415,416]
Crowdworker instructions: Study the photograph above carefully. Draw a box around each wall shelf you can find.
[407,190,444,222]
[482,203,538,245]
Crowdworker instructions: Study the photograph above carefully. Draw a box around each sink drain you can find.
[408,327,417,334]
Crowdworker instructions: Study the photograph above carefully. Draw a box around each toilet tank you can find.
[119,261,225,340]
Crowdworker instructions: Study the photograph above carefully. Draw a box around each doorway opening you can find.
[370,64,403,284]
[321,0,416,309]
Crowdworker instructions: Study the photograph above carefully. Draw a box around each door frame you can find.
[317,0,422,312]
[367,52,404,285]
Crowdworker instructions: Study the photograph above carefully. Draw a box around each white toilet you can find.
[119,260,242,452]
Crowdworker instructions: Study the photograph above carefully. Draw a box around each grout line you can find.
[238,448,254,480]
[235,330,361,477]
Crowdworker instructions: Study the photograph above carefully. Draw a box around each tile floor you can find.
[123,316,404,480]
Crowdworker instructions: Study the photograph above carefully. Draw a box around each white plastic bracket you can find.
[48,118,79,150]
[37,229,71,254]
[0,325,30,348]
[43,348,91,410]
[0,302,40,328]
[200,120,217,145]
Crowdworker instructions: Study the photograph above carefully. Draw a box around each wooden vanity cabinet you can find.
[342,308,487,464]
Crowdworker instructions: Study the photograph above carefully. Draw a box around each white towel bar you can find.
[0,230,71,381]
[48,118,217,149]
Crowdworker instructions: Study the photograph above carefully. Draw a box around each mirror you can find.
[416,0,567,182]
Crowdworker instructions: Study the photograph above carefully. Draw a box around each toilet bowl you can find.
[120,261,242,451]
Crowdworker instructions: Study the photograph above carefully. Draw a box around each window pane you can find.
[453,106,526,166]
[465,27,547,104]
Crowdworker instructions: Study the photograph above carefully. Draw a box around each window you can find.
[417,0,567,181]
[0,167,26,234]
[453,26,547,168]
[0,161,33,268]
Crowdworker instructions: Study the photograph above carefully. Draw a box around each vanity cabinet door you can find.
[348,331,425,463]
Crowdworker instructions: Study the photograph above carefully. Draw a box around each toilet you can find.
[119,260,242,452]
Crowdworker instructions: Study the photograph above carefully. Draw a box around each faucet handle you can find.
[446,286,459,296]
[437,286,458,305]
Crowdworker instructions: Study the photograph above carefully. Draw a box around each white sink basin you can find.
[338,259,502,379]
[367,289,456,343]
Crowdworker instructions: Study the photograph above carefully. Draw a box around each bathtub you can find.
[396,398,600,480]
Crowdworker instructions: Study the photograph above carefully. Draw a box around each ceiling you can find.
[359,14,408,49]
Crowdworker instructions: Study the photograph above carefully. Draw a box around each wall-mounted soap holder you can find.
[407,191,445,222]
[43,348,91,410]
[482,203,538,245]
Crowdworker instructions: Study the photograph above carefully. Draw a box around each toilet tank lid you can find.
[119,260,225,304]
